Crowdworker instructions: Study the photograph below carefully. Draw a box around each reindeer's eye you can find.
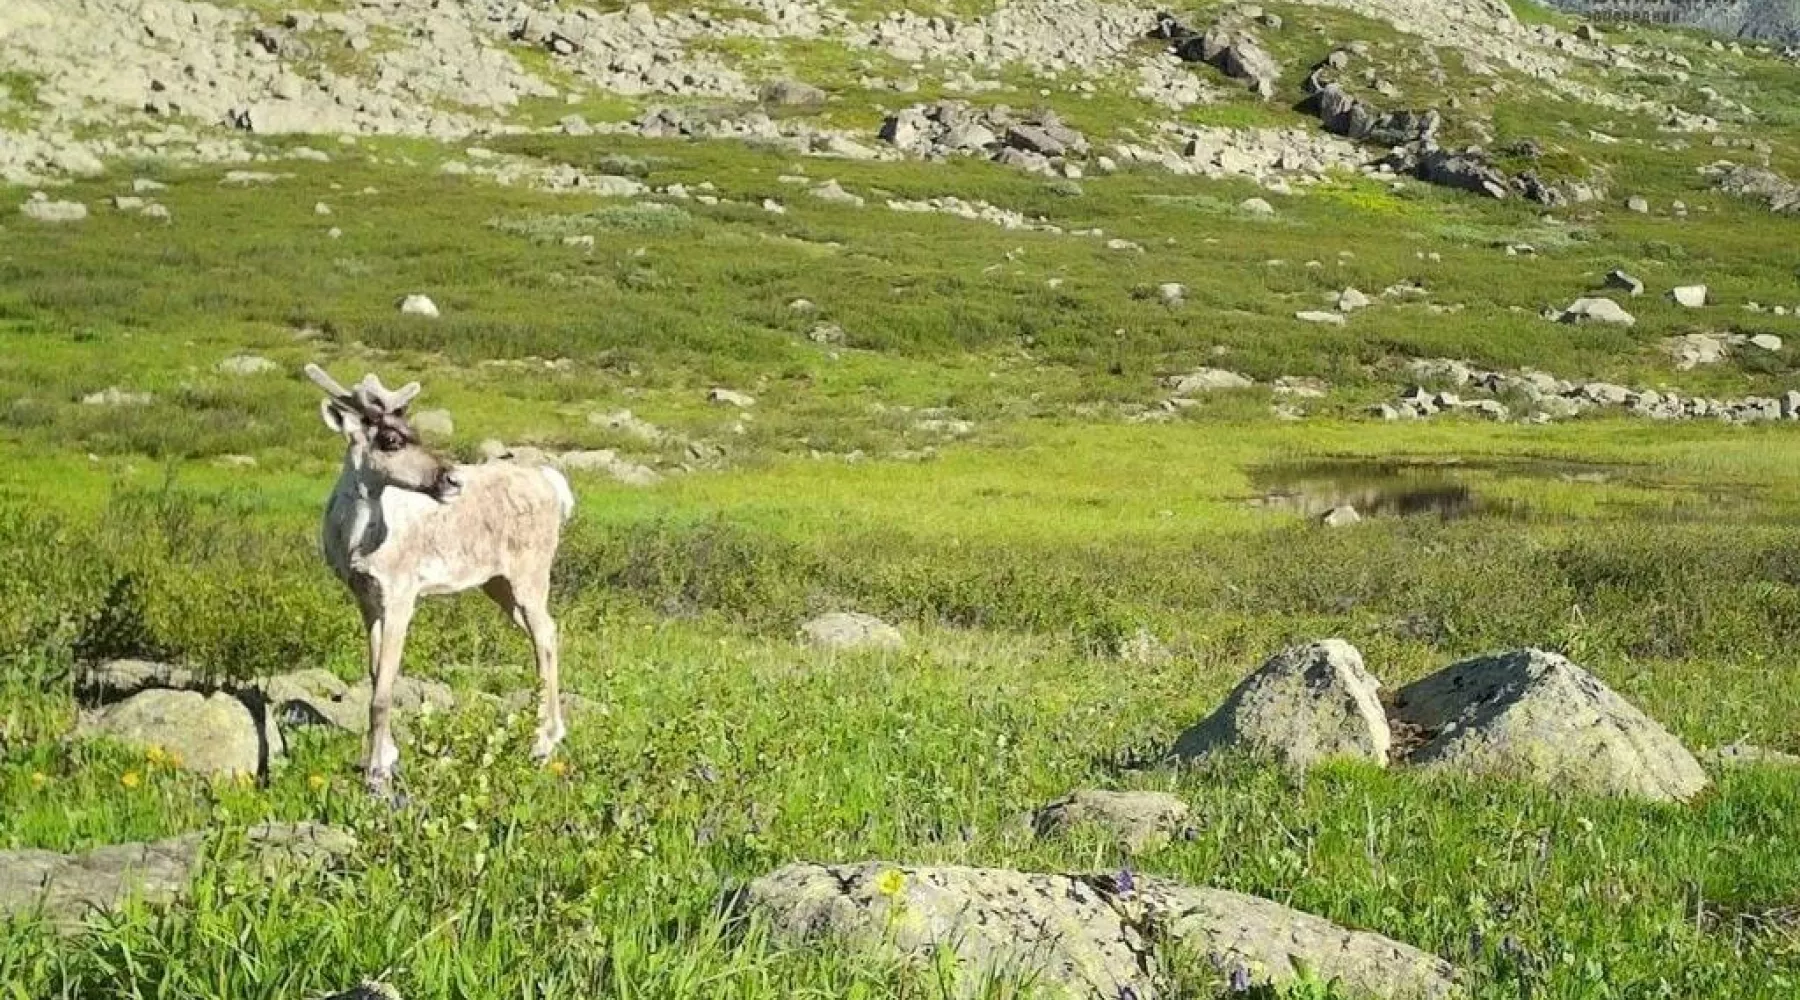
[374,428,406,452]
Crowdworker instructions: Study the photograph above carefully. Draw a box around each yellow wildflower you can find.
[308,774,327,792]
[145,746,167,765]
[547,759,569,778]
[874,869,905,897]
[120,770,142,789]
[29,771,49,790]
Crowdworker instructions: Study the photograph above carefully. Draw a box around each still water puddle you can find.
[1246,457,1622,521]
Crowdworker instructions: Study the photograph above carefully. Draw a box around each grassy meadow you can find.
[4,1,1800,997]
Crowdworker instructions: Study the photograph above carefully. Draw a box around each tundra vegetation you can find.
[2,0,1800,997]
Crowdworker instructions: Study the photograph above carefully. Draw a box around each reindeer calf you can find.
[305,364,575,791]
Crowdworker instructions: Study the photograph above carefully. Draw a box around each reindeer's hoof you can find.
[529,728,565,765]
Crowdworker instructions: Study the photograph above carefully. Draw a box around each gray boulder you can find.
[78,690,278,777]
[1132,879,1458,999]
[738,862,1456,999]
[1605,270,1644,296]
[261,669,453,735]
[1670,284,1708,307]
[0,823,352,930]
[1703,741,1800,770]
[1560,297,1636,326]
[1172,640,1390,770]
[1167,368,1253,393]
[1031,790,1191,853]
[760,79,827,106]
[1389,649,1709,802]
[1414,147,1510,199]
[1319,505,1362,527]
[20,196,87,222]
[75,659,197,701]
[799,612,903,652]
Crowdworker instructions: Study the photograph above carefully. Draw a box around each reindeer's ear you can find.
[320,398,366,439]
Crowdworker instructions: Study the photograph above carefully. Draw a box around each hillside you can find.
[3,1,1800,998]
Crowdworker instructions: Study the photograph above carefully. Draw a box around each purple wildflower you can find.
[1228,964,1253,993]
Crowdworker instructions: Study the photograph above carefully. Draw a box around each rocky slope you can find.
[0,0,1780,194]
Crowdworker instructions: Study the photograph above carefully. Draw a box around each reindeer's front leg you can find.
[365,592,417,793]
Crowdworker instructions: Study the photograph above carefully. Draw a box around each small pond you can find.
[1245,457,1624,521]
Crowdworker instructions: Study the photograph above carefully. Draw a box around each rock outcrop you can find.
[739,862,1458,999]
[0,823,354,930]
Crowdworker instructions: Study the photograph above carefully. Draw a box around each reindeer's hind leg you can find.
[484,575,565,763]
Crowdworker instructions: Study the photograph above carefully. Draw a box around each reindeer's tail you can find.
[541,467,576,523]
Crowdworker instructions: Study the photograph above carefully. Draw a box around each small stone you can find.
[315,202,332,216]
[707,387,755,407]
[217,355,278,376]
[799,612,903,652]
[1167,368,1252,393]
[1670,285,1708,308]
[1239,197,1275,216]
[1560,297,1635,326]
[1336,287,1371,312]
[1605,270,1644,296]
[1750,334,1783,351]
[1031,790,1191,853]
[21,198,86,223]
[1626,195,1650,213]
[1158,282,1186,304]
[398,294,439,318]
[1320,505,1361,527]
[1296,310,1347,325]
[760,79,828,106]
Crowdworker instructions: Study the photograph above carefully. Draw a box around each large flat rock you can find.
[739,861,1457,998]
[0,823,354,930]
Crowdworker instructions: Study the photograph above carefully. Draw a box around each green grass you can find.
[3,8,1800,996]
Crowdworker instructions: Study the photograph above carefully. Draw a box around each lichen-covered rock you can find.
[1703,742,1800,770]
[1167,368,1253,393]
[78,689,278,777]
[1560,297,1636,326]
[737,862,1458,999]
[1172,640,1391,770]
[799,612,903,652]
[74,659,197,701]
[1132,879,1459,999]
[261,669,453,735]
[1389,649,1708,802]
[0,823,353,930]
[741,863,1158,997]
[0,836,200,929]
[1032,789,1191,853]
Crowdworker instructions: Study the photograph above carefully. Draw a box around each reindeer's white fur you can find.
[308,365,576,791]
